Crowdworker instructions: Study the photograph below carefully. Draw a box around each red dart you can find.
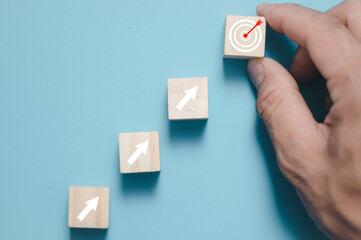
[243,19,263,38]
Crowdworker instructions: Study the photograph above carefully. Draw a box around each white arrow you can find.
[77,196,99,222]
[127,140,149,165]
[176,85,198,110]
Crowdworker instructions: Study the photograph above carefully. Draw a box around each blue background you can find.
[0,0,340,239]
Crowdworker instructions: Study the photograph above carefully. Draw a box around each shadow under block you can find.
[119,131,161,174]
[168,77,209,120]
[68,186,110,229]
[224,15,266,59]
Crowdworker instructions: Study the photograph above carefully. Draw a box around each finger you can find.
[248,57,317,135]
[257,3,360,82]
[248,58,320,181]
[289,46,318,83]
[326,0,361,42]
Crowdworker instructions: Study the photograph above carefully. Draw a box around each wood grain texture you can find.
[168,77,209,120]
[224,15,266,59]
[68,186,110,229]
[119,131,161,174]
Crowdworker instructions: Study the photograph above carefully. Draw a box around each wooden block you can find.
[168,77,209,120]
[68,186,110,229]
[224,15,266,59]
[118,131,160,174]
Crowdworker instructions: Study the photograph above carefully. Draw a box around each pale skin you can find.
[247,1,361,239]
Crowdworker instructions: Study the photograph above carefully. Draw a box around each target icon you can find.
[229,19,263,53]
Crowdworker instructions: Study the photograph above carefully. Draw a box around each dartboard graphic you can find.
[229,19,263,53]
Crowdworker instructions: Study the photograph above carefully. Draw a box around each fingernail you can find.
[247,59,264,89]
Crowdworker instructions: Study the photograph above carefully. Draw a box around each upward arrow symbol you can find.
[176,85,198,110]
[77,196,99,222]
[127,140,149,165]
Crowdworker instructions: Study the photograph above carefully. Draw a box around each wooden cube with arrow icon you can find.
[118,131,161,174]
[168,77,209,120]
[68,186,110,229]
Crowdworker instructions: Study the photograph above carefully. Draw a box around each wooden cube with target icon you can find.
[224,15,266,59]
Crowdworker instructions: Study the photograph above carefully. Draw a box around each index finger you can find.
[257,3,361,81]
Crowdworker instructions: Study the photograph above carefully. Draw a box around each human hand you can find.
[247,1,361,239]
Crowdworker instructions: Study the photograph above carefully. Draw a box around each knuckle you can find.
[278,159,300,184]
[325,14,343,28]
[314,14,343,33]
[276,138,323,189]
[345,0,361,11]
[305,14,344,46]
[256,87,286,123]
[275,145,307,187]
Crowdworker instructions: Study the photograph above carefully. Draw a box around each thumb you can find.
[248,58,321,178]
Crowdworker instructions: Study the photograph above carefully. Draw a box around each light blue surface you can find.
[0,0,340,239]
